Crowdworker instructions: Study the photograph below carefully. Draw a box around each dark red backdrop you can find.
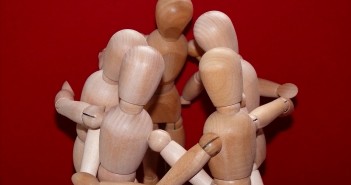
[1,0,350,184]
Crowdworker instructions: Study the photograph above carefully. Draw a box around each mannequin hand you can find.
[277,83,298,99]
[55,81,74,103]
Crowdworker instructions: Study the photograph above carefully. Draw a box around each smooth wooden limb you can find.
[148,130,214,185]
[181,71,203,105]
[188,39,203,60]
[55,81,90,125]
[250,164,264,185]
[165,117,185,146]
[258,78,298,98]
[277,83,298,98]
[82,105,105,129]
[254,129,266,168]
[250,97,294,129]
[156,132,221,185]
[73,136,85,172]
[194,11,238,52]
[158,145,211,185]
[80,129,100,176]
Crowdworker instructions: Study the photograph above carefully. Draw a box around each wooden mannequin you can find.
[163,47,294,185]
[72,129,214,185]
[146,0,193,147]
[180,11,298,184]
[143,0,193,184]
[98,46,164,182]
[55,29,147,176]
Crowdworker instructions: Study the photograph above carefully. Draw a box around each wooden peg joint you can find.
[199,133,222,157]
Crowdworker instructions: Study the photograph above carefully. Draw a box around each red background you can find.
[1,0,350,184]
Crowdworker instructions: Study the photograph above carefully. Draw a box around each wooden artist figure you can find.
[163,47,294,185]
[142,0,193,184]
[55,29,148,178]
[181,10,298,184]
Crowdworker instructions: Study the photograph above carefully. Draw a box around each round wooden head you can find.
[156,0,193,40]
[194,11,238,53]
[119,46,165,106]
[101,29,147,82]
[199,47,242,108]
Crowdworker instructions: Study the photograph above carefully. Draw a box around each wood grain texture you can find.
[194,11,238,53]
[101,29,148,82]
[156,0,193,40]
[199,47,243,107]
[99,46,164,182]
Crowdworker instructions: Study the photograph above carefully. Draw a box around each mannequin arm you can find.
[55,81,88,124]
[188,39,203,61]
[148,130,215,185]
[150,131,221,185]
[55,81,105,128]
[258,78,298,98]
[181,71,203,105]
[250,97,294,129]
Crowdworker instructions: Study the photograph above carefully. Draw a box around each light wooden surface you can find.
[258,78,298,99]
[98,46,164,182]
[168,47,296,185]
[148,129,214,185]
[181,10,298,184]
[142,0,193,184]
[194,11,239,53]
[100,29,148,82]
[57,6,299,185]
[155,0,193,40]
[200,48,256,185]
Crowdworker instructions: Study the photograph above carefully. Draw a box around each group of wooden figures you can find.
[54,0,298,185]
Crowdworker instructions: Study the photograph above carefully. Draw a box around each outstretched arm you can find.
[258,78,298,99]
[250,97,294,129]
